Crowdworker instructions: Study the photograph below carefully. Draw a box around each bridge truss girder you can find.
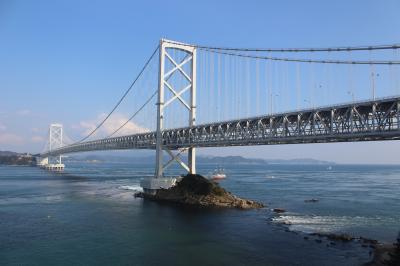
[40,96,400,158]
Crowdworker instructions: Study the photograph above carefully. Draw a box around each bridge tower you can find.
[142,39,197,194]
[49,123,63,165]
[38,123,65,170]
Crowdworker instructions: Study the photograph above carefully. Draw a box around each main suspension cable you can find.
[77,45,159,143]
[107,89,158,138]
[164,39,400,53]
[201,48,400,65]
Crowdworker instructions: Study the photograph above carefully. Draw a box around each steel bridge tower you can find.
[142,39,197,193]
[38,123,65,170]
[49,123,63,165]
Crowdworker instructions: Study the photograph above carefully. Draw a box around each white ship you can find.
[210,168,226,180]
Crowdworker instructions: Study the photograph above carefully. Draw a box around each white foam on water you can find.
[75,180,143,201]
[271,214,394,234]
[272,214,346,233]
[118,185,143,192]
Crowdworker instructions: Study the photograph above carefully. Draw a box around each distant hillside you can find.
[0,151,19,156]
[65,154,334,165]
[199,156,334,165]
[265,158,334,165]
[0,151,36,166]
[198,156,266,165]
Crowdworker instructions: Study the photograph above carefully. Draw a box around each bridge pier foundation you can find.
[140,177,179,195]
[36,156,65,171]
[37,157,48,168]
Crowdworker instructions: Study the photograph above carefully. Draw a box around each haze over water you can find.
[1,161,399,265]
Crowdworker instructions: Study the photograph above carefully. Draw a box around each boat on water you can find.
[210,168,226,180]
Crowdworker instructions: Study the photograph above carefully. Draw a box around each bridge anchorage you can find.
[36,39,400,195]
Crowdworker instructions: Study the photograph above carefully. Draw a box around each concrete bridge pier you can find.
[37,157,49,168]
[36,156,65,171]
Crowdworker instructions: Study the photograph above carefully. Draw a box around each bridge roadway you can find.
[40,96,400,157]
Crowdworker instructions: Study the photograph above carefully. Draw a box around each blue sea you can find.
[1,161,400,265]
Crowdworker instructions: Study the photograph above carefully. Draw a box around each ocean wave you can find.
[271,213,397,234]
[118,185,143,192]
[0,194,64,205]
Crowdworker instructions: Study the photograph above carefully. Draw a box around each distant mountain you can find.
[265,158,335,165]
[64,154,152,163]
[0,151,36,166]
[198,156,334,165]
[64,154,334,165]
[197,156,266,165]
[0,151,19,156]
[0,150,335,166]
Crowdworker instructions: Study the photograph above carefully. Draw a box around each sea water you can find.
[1,162,399,265]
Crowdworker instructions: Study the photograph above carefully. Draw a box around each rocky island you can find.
[136,174,264,209]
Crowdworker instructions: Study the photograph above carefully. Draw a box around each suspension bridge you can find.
[37,39,400,194]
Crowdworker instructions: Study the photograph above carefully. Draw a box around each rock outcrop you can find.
[365,243,398,266]
[273,208,286,213]
[136,174,264,209]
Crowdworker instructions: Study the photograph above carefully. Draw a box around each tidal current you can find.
[1,162,399,265]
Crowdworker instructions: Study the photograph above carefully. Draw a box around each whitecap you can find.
[118,185,143,192]
[271,214,392,234]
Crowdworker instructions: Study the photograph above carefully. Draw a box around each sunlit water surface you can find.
[1,162,400,265]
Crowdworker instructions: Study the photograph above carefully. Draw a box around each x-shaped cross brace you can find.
[163,148,190,172]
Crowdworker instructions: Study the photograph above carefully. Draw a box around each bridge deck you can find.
[40,96,400,157]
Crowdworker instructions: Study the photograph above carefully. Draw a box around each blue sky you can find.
[1,0,400,163]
